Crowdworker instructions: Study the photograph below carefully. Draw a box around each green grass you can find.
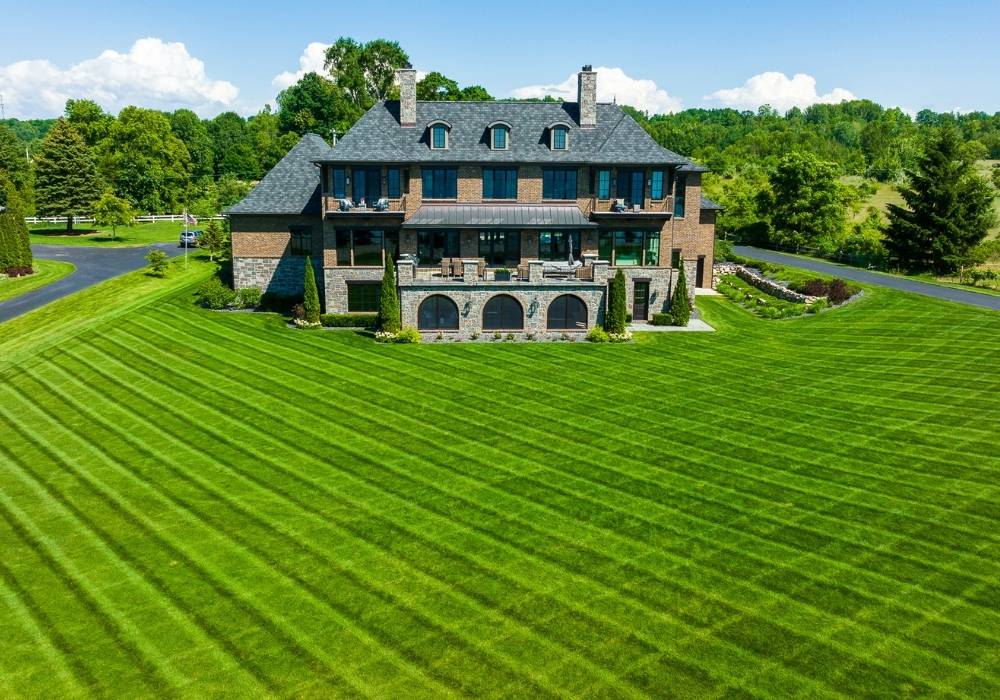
[1,264,999,697]
[0,259,74,303]
[29,220,190,247]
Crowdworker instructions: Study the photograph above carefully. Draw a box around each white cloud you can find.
[704,72,855,112]
[0,37,238,118]
[512,66,682,114]
[271,41,331,90]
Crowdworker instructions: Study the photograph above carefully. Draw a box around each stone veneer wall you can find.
[713,262,816,304]
[324,267,385,312]
[234,256,317,297]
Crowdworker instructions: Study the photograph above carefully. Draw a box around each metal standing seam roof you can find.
[403,204,596,229]
[700,195,724,210]
[317,101,694,166]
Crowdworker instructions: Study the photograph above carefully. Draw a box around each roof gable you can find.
[228,133,332,215]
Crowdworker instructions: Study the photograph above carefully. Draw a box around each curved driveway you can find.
[735,246,1000,311]
[0,243,188,323]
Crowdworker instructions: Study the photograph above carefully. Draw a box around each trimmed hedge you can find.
[650,312,672,326]
[321,313,378,328]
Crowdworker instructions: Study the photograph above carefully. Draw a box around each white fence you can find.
[25,213,228,225]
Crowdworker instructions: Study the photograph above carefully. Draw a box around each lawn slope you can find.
[0,271,998,697]
[0,260,74,303]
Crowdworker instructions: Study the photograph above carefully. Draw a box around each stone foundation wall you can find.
[234,256,317,298]
[324,267,384,313]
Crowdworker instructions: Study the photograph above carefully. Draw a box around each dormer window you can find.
[549,124,570,151]
[428,121,450,149]
[488,122,511,150]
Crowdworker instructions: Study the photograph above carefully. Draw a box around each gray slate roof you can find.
[320,101,692,166]
[700,195,724,210]
[405,204,595,229]
[227,133,328,215]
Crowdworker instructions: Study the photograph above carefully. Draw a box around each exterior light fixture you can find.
[528,298,539,317]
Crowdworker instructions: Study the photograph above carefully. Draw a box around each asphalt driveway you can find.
[0,243,189,323]
[734,246,1000,311]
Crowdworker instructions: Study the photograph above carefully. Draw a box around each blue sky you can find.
[1,0,998,119]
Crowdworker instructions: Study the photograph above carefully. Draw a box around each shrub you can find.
[492,331,502,341]
[505,333,515,341]
[470,331,481,340]
[807,298,829,314]
[608,331,633,343]
[826,278,853,304]
[235,287,262,309]
[586,327,609,343]
[320,313,378,328]
[670,263,690,326]
[378,256,401,332]
[650,312,672,326]
[291,303,305,321]
[196,277,236,309]
[605,269,628,333]
[302,256,320,323]
[394,327,420,344]
[796,278,829,297]
[146,249,169,277]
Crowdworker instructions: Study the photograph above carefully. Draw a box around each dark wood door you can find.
[633,281,649,321]
[696,256,706,287]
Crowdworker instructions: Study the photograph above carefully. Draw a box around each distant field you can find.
[0,259,74,303]
[1,256,999,696]
[29,220,189,247]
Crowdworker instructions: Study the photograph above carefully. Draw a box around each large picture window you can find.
[352,167,381,205]
[538,231,581,261]
[651,170,665,200]
[598,231,660,266]
[542,168,577,200]
[674,174,687,217]
[597,169,611,199]
[331,168,346,199]
[617,168,645,206]
[421,167,458,199]
[418,295,459,330]
[289,226,311,256]
[334,229,398,266]
[478,231,521,266]
[387,168,401,198]
[347,282,380,312]
[416,230,460,265]
[482,168,517,199]
[547,295,587,330]
[483,295,524,330]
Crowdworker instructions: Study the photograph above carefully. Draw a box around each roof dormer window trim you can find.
[428,120,451,150]
[548,122,571,151]
[487,120,512,151]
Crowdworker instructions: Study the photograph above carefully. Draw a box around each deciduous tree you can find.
[33,119,101,232]
[768,151,846,252]
[93,191,134,240]
[324,38,410,112]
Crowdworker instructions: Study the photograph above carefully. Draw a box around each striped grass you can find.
[0,259,75,303]
[0,262,998,697]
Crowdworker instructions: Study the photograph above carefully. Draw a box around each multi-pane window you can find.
[352,167,381,205]
[478,231,521,265]
[482,168,517,199]
[552,126,568,150]
[431,125,448,149]
[347,282,380,312]
[492,125,508,150]
[547,295,588,330]
[542,168,577,200]
[289,226,311,256]
[387,168,401,198]
[598,231,661,266]
[334,229,398,266]
[538,231,581,261]
[421,167,458,199]
[671,248,681,268]
[651,170,665,200]
[597,169,611,199]
[617,168,645,206]
[483,295,524,330]
[674,174,687,217]
[416,230,460,264]
[331,168,346,198]
[418,295,459,330]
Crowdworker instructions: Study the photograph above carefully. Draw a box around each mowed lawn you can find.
[0,259,75,303]
[29,220,190,247]
[1,260,999,697]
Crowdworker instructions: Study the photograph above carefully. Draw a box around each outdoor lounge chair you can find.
[440,258,452,277]
[373,197,390,212]
[451,258,464,277]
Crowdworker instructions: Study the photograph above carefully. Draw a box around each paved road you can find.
[735,246,1000,311]
[0,243,189,323]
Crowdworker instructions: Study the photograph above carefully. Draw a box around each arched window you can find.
[547,295,587,330]
[483,295,524,330]
[550,125,569,150]
[418,295,459,330]
[428,121,450,150]
[491,124,509,150]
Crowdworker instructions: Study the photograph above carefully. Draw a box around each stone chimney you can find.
[397,64,417,127]
[577,64,597,128]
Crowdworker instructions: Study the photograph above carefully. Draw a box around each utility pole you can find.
[0,94,5,120]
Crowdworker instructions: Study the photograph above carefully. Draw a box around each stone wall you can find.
[713,263,817,304]
[325,267,384,313]
[234,255,318,297]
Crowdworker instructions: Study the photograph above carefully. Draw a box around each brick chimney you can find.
[397,64,417,127]
[577,65,596,128]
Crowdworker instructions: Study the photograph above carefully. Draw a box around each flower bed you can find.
[717,275,810,319]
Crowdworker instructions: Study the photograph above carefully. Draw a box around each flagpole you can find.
[183,210,188,269]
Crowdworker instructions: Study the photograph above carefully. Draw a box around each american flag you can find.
[184,211,197,226]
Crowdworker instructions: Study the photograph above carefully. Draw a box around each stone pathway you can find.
[629,319,714,332]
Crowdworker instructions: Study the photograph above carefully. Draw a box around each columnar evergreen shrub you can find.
[605,268,627,334]
[378,256,401,332]
[670,262,690,326]
[302,255,321,323]
[0,178,33,276]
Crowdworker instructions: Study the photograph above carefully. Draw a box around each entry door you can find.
[633,281,649,321]
[696,256,706,287]
[629,170,645,207]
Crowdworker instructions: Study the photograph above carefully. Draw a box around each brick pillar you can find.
[397,257,415,284]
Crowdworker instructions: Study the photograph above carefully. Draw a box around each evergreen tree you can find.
[303,255,321,323]
[0,175,33,275]
[886,125,997,273]
[33,119,101,232]
[378,255,401,332]
[199,219,227,261]
[605,268,628,334]
[670,261,690,326]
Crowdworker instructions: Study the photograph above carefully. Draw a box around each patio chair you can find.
[373,197,390,212]
[440,258,452,277]
[517,263,530,280]
[575,265,594,281]
[450,258,464,278]
[611,198,627,213]
[477,258,486,278]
